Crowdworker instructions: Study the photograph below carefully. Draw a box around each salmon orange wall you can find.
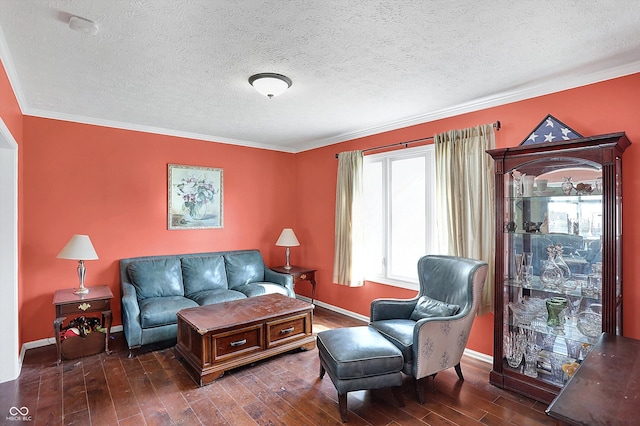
[294,72,640,356]
[12,69,640,357]
[21,118,296,344]
[0,61,22,139]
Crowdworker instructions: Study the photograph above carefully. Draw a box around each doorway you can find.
[0,118,20,382]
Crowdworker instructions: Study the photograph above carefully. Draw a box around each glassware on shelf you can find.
[522,252,533,288]
[536,332,556,352]
[512,171,524,197]
[589,275,602,296]
[576,311,602,343]
[508,299,546,328]
[514,253,524,283]
[540,246,563,290]
[595,176,603,194]
[524,345,539,378]
[573,273,588,294]
[549,353,571,385]
[564,338,582,360]
[561,177,574,195]
[546,297,568,332]
[505,330,525,368]
[554,244,572,283]
[523,328,539,378]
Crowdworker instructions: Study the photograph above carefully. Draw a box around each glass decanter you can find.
[554,244,572,283]
[540,245,562,290]
[561,177,574,195]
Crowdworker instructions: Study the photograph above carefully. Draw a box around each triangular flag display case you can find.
[520,114,583,146]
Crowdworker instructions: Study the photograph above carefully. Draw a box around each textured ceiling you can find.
[1,1,639,152]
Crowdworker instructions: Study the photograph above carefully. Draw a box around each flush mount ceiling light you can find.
[248,73,292,99]
[69,16,99,35]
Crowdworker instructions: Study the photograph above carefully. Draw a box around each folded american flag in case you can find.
[521,114,582,145]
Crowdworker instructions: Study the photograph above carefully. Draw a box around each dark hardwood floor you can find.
[0,307,555,425]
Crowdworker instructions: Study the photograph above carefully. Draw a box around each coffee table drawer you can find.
[214,324,263,361]
[266,313,311,348]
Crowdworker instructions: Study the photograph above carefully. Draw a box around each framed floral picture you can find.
[168,164,223,229]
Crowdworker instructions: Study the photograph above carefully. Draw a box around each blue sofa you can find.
[120,249,294,355]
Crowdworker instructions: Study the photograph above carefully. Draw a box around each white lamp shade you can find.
[57,235,99,260]
[275,228,300,247]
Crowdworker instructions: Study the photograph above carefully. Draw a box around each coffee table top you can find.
[177,293,313,334]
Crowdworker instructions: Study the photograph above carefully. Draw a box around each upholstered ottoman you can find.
[317,326,404,422]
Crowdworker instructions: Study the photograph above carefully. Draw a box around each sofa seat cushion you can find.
[127,258,185,300]
[181,255,228,296]
[188,288,246,306]
[139,296,198,328]
[369,319,416,363]
[225,251,265,289]
[233,282,289,298]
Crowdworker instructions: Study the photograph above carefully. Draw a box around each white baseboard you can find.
[298,295,493,365]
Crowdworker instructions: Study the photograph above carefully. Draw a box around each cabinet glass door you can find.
[502,158,604,387]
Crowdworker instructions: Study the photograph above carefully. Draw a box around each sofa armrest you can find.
[370,298,418,321]
[120,282,143,349]
[264,268,295,297]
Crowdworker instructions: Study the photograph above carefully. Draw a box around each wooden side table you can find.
[271,266,317,304]
[53,285,113,364]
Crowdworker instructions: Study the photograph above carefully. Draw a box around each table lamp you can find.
[275,228,300,270]
[57,234,99,295]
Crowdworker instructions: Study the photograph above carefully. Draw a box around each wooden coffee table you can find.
[175,293,315,386]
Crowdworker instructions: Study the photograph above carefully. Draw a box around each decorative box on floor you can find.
[61,328,106,360]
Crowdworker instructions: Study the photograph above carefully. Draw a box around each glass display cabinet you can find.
[487,132,631,403]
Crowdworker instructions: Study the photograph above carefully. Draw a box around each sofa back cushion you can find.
[181,255,228,296]
[127,258,184,300]
[224,251,265,289]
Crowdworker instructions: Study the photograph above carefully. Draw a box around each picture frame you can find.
[168,164,223,230]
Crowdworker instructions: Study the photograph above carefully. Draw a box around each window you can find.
[362,145,437,290]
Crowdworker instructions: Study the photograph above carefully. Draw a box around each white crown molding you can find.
[3,18,639,155]
[23,109,299,153]
[294,60,640,153]
[0,26,26,114]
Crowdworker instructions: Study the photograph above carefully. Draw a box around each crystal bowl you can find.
[508,300,545,326]
[576,311,602,338]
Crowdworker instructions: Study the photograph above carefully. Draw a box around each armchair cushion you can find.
[369,319,416,363]
[409,295,460,321]
[127,258,184,300]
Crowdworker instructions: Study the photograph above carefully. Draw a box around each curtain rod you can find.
[335,120,501,158]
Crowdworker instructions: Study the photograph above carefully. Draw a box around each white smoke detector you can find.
[69,16,98,35]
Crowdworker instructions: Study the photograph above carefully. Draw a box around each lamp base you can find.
[74,285,90,295]
[283,265,292,270]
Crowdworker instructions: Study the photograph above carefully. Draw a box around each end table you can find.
[53,285,113,364]
[271,266,317,304]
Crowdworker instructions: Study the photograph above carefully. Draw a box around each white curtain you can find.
[435,124,496,315]
[333,150,364,287]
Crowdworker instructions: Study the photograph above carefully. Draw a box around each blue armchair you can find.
[369,255,488,403]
